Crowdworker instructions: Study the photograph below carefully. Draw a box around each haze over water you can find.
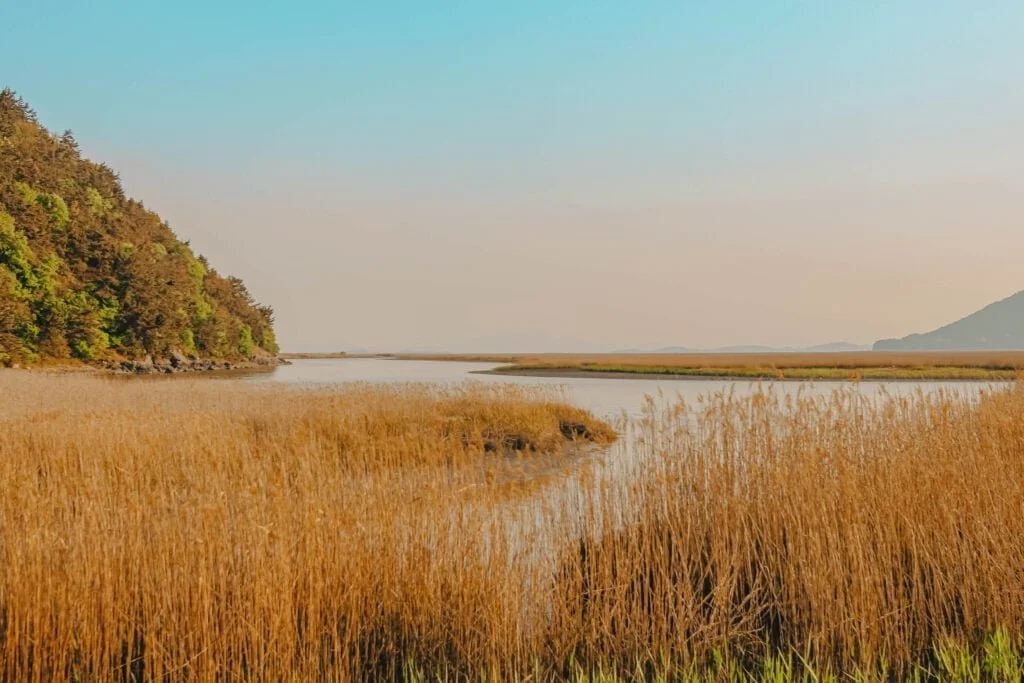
[247,358,997,419]
[5,2,1024,352]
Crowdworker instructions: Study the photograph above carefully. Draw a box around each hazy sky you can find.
[4,2,1024,351]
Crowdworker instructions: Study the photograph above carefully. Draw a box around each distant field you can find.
[366,351,1024,381]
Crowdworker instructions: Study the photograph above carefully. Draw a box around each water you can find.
[243,357,997,419]
[242,358,1005,581]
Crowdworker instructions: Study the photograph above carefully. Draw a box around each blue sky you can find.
[4,3,1024,351]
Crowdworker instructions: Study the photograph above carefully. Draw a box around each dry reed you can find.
[552,386,1024,679]
[2,372,1023,680]
[0,373,609,680]
[391,350,1024,369]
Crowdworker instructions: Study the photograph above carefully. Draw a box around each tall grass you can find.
[552,386,1024,679]
[0,373,611,680]
[2,372,1024,679]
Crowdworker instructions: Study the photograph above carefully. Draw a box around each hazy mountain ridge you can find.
[614,342,871,354]
[0,89,277,366]
[874,290,1024,351]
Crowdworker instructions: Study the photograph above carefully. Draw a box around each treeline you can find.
[0,89,277,366]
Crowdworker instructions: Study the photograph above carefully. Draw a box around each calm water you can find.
[242,358,1003,568]
[243,358,996,419]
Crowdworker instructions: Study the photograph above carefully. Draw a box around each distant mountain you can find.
[714,345,785,353]
[803,341,872,353]
[614,342,871,354]
[874,291,1024,351]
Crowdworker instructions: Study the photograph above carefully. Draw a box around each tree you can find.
[0,90,279,365]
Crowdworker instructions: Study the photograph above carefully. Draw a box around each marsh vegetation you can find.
[392,351,1024,382]
[2,372,1024,680]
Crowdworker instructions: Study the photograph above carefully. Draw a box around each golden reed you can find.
[1,372,1022,679]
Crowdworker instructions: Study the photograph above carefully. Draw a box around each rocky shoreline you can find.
[94,351,289,375]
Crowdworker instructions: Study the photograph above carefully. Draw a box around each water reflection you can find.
[245,358,997,420]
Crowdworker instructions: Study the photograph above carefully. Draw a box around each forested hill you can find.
[0,89,277,367]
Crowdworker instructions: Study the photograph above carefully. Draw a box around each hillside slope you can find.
[874,291,1024,351]
[0,89,277,367]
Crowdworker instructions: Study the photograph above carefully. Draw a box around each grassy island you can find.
[380,351,1024,382]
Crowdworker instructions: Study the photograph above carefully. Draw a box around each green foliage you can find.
[85,187,113,216]
[194,293,214,323]
[212,322,229,357]
[0,89,279,365]
[180,327,196,355]
[72,339,98,360]
[0,264,37,364]
[35,253,61,296]
[36,192,69,229]
[16,182,70,229]
[936,638,982,682]
[260,326,280,354]
[15,181,38,206]
[185,252,206,289]
[238,324,254,358]
[983,628,1021,681]
[0,210,39,291]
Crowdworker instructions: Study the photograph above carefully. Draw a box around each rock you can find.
[117,355,157,374]
[251,348,286,366]
[560,421,591,440]
[502,434,530,451]
[94,353,286,376]
[119,360,146,374]
[481,433,533,452]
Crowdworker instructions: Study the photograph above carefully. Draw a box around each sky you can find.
[3,2,1024,352]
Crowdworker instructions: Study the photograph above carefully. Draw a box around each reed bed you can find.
[2,372,1024,680]
[394,350,1024,371]
[0,373,611,681]
[395,351,1024,381]
[553,386,1024,679]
